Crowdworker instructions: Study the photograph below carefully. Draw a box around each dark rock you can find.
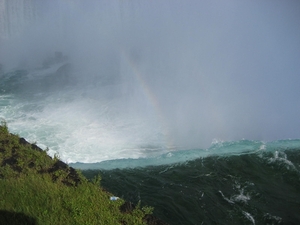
[1,156,22,172]
[18,136,81,186]
[120,201,135,213]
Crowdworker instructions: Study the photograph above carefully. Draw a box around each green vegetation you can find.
[0,121,154,225]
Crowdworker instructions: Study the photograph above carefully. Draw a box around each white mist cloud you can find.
[1,0,300,150]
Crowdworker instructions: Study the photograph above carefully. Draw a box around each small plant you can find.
[0,120,8,133]
[92,173,101,186]
[53,152,60,161]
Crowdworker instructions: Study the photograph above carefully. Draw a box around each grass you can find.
[0,121,155,225]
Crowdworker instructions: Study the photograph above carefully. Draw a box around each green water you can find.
[83,149,300,225]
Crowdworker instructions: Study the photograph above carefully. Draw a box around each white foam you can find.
[218,191,235,205]
[1,85,170,163]
[268,150,296,170]
[232,190,250,203]
[2,79,300,165]
[242,211,255,224]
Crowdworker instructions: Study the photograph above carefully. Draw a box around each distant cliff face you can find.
[0,0,132,41]
[0,0,39,40]
[0,0,83,40]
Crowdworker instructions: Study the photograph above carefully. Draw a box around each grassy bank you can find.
[0,122,159,225]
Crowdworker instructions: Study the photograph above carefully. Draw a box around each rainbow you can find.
[120,49,175,150]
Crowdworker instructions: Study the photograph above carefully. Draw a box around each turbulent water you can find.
[1,68,300,224]
[82,146,300,225]
[1,1,300,224]
[1,68,300,225]
[0,64,176,163]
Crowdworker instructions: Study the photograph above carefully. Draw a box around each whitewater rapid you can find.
[0,65,174,163]
[1,65,300,169]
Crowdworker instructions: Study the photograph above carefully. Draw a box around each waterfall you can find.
[0,0,39,39]
[0,0,300,154]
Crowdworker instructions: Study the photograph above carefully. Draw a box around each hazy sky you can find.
[1,0,300,148]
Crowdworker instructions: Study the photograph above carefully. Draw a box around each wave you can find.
[1,66,300,168]
[82,147,300,224]
[70,139,300,170]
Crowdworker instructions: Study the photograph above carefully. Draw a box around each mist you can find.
[1,0,300,152]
